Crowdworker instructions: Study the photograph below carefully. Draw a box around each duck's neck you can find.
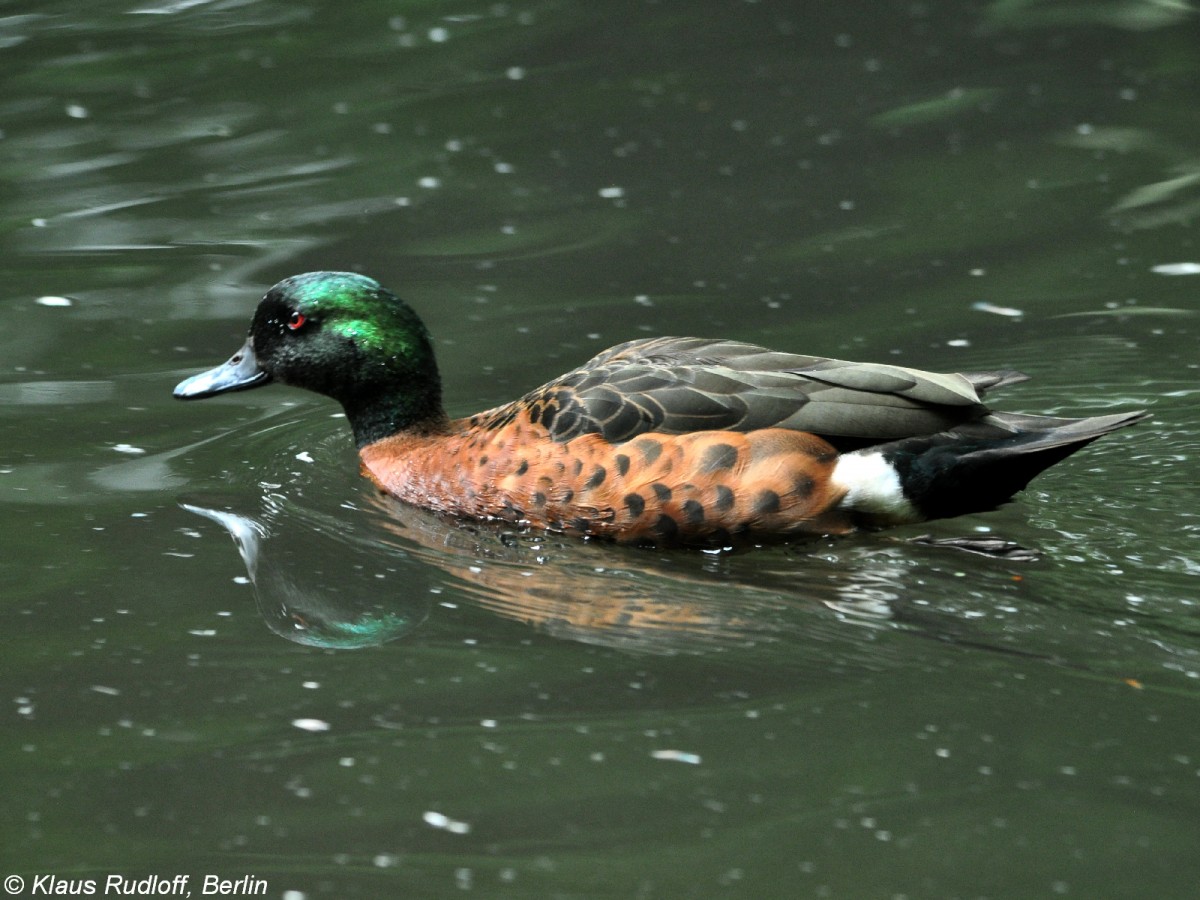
[343,381,450,449]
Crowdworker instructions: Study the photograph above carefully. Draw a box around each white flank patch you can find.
[833,452,922,524]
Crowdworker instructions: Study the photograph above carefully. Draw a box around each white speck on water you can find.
[418,175,441,189]
[66,104,89,119]
[188,629,216,637]
[481,719,497,728]
[428,26,449,42]
[1151,262,1200,276]
[36,296,73,307]
[294,451,314,463]
[972,301,1024,318]
[301,681,320,689]
[292,718,331,732]
[947,338,971,347]
[598,186,625,199]
[112,443,146,455]
[91,685,121,696]
[423,810,471,834]
[651,749,702,765]
[506,66,526,80]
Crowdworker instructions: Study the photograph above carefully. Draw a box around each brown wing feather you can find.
[472,337,1028,448]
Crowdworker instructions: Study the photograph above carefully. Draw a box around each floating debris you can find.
[423,810,471,834]
[291,718,331,732]
[972,301,1024,318]
[1151,262,1200,276]
[651,749,702,765]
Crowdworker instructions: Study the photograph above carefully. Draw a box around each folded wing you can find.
[478,336,1031,448]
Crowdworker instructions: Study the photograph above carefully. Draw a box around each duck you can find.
[174,271,1147,546]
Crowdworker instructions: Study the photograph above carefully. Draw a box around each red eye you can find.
[287,311,306,331]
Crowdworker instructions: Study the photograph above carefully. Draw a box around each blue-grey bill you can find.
[173,339,271,399]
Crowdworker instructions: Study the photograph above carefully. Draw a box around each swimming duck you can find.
[174,272,1147,546]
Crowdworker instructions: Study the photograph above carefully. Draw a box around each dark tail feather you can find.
[882,410,1149,520]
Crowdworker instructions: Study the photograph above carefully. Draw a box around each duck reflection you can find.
[183,501,426,649]
[182,485,964,652]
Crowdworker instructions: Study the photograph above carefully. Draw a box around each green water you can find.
[3,1,1199,896]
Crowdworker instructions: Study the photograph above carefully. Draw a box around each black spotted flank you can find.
[633,438,662,465]
[615,453,631,476]
[651,483,672,502]
[584,465,607,490]
[753,489,781,516]
[713,485,735,513]
[654,514,679,541]
[700,442,739,473]
[625,493,646,518]
[682,499,705,525]
[792,473,814,497]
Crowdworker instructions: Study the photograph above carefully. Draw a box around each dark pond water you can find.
[4,0,1200,896]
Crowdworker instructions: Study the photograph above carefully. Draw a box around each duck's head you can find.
[174,272,445,447]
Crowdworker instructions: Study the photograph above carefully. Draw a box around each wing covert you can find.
[474,336,1021,449]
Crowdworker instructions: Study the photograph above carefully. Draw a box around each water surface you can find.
[3,1,1200,897]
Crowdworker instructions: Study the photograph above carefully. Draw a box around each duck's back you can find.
[465,336,1028,449]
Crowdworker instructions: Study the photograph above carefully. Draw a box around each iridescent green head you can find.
[174,272,445,446]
